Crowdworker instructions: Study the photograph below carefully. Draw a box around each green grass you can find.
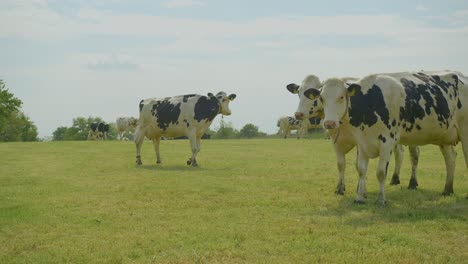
[1,139,467,263]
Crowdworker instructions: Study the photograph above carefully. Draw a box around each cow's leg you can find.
[355,147,369,203]
[187,131,199,167]
[376,146,393,206]
[334,144,346,195]
[152,137,162,164]
[390,145,403,185]
[135,128,144,165]
[408,146,420,189]
[440,145,457,195]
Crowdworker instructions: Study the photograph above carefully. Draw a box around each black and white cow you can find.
[116,117,138,140]
[287,74,421,195]
[294,71,468,205]
[88,122,110,140]
[135,92,236,166]
[277,116,303,139]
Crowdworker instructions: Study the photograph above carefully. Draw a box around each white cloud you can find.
[416,4,428,12]
[162,0,205,8]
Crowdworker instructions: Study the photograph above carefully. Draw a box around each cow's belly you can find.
[399,125,459,146]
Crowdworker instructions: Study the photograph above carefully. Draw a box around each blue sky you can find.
[2,0,468,137]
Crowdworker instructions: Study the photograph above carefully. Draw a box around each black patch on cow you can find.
[385,162,389,175]
[194,96,220,122]
[151,100,181,130]
[399,74,457,132]
[313,100,318,107]
[391,119,396,127]
[90,122,98,131]
[390,132,394,139]
[348,84,390,129]
[139,100,144,112]
[378,134,386,143]
[183,94,196,103]
[183,119,190,128]
[416,124,421,130]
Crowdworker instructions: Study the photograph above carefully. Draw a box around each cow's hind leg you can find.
[152,137,162,164]
[187,132,199,167]
[408,146,420,189]
[390,145,403,185]
[135,128,144,165]
[354,147,369,204]
[440,145,457,195]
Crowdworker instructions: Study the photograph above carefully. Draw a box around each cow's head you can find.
[129,117,138,127]
[286,74,323,120]
[319,78,359,130]
[211,91,236,115]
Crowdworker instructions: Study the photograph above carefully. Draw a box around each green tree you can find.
[0,80,38,142]
[213,120,239,139]
[239,123,260,139]
[52,126,68,141]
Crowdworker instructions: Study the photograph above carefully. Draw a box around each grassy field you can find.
[1,138,468,263]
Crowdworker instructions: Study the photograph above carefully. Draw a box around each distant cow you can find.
[116,117,137,140]
[88,122,110,140]
[277,116,303,139]
[295,71,468,205]
[135,92,236,166]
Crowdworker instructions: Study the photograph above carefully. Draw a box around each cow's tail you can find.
[139,99,144,113]
[277,120,280,127]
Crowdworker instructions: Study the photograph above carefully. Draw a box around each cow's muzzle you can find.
[323,120,337,129]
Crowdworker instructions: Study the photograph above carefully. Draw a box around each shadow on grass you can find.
[137,164,205,171]
[321,187,468,226]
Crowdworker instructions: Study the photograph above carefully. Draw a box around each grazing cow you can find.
[287,74,420,195]
[116,117,138,140]
[88,122,110,140]
[296,71,468,205]
[135,92,236,166]
[277,116,303,139]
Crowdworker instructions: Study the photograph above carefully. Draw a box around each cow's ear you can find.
[207,92,214,97]
[347,84,361,96]
[303,88,320,100]
[286,83,300,94]
[228,94,236,101]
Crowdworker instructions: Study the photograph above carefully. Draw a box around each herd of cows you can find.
[87,70,468,205]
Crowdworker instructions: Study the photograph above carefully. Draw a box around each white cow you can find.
[295,71,468,205]
[116,117,137,140]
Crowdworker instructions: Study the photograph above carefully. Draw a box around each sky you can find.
[2,0,468,138]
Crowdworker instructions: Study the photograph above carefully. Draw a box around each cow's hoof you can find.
[408,178,418,190]
[335,190,345,195]
[156,160,162,164]
[442,190,454,196]
[187,159,192,165]
[353,199,366,204]
[376,200,387,207]
[136,160,142,165]
[390,175,400,185]
[191,163,198,167]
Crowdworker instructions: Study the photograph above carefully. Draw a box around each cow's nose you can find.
[295,112,304,120]
[323,120,336,129]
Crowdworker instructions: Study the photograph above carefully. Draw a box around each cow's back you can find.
[138,94,219,138]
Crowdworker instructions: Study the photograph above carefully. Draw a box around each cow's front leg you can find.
[440,145,457,195]
[355,147,368,203]
[376,146,393,206]
[390,145,403,185]
[152,137,162,164]
[333,144,346,195]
